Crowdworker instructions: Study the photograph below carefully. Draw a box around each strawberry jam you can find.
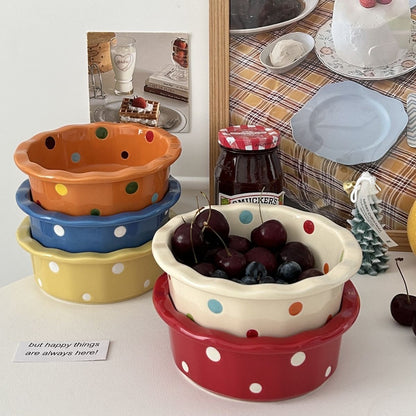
[214,125,284,205]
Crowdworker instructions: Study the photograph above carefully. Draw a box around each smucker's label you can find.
[218,191,285,206]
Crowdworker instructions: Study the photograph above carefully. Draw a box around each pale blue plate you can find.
[290,81,408,165]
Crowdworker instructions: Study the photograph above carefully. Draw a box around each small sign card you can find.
[13,340,110,362]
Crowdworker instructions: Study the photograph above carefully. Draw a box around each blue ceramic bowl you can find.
[16,177,181,253]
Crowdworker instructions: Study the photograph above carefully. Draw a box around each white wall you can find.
[0,0,210,287]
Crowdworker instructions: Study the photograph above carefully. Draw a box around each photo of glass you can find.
[87,32,190,133]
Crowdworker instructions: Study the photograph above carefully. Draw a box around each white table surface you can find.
[2,251,416,416]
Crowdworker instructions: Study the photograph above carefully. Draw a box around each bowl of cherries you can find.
[152,203,362,338]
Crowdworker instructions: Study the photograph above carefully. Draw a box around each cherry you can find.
[251,219,287,250]
[245,246,278,276]
[193,262,215,277]
[195,208,230,245]
[227,234,252,253]
[214,248,247,279]
[390,258,416,326]
[170,221,204,264]
[278,241,314,271]
[298,268,323,280]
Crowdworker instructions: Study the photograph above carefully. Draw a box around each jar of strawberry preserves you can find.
[214,125,284,205]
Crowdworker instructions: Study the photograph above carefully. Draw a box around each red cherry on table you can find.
[390,257,416,326]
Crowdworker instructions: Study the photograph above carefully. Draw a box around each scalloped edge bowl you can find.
[17,217,163,303]
[16,177,181,253]
[153,274,360,401]
[14,122,181,216]
[152,203,362,337]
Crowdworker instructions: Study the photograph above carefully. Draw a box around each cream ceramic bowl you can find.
[259,32,314,74]
[17,217,163,304]
[152,203,362,338]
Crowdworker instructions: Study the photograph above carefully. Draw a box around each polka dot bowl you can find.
[16,217,163,303]
[14,122,181,216]
[151,203,362,338]
[15,177,180,253]
[153,274,360,401]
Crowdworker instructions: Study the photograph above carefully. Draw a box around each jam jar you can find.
[214,125,284,205]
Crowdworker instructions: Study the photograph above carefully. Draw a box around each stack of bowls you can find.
[151,203,362,401]
[14,122,181,303]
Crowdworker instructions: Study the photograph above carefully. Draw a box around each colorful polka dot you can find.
[239,210,253,225]
[249,383,262,394]
[121,151,129,159]
[71,152,81,163]
[323,263,330,274]
[55,184,68,196]
[82,293,92,302]
[145,130,154,142]
[207,299,223,314]
[49,261,59,273]
[114,226,127,238]
[112,263,125,274]
[186,313,194,321]
[205,346,221,362]
[290,351,306,367]
[289,301,303,316]
[181,361,189,373]
[125,181,139,194]
[151,193,159,203]
[90,208,101,216]
[246,329,258,338]
[95,126,108,139]
[45,136,56,149]
[303,219,315,234]
[53,225,65,237]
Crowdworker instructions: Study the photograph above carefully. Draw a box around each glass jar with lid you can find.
[214,125,284,205]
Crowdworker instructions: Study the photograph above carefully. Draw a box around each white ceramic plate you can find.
[93,101,187,133]
[290,81,408,165]
[315,20,416,81]
[259,32,315,74]
[230,0,319,35]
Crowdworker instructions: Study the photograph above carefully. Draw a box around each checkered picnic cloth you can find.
[229,0,416,230]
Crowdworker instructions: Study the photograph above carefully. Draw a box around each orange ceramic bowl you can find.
[14,123,181,216]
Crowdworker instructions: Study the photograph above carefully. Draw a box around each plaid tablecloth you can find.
[229,0,416,230]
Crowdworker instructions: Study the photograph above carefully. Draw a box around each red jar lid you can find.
[218,125,280,151]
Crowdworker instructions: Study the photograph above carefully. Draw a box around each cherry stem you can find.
[395,257,410,304]
[202,221,231,256]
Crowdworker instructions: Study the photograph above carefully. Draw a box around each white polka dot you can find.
[144,279,151,288]
[181,361,189,373]
[114,226,127,238]
[249,383,262,394]
[82,293,92,302]
[325,366,332,377]
[290,351,306,367]
[53,224,65,237]
[49,261,59,273]
[112,263,125,274]
[37,278,42,287]
[205,346,221,362]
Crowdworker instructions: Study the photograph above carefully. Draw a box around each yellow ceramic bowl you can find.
[14,122,181,216]
[17,217,163,303]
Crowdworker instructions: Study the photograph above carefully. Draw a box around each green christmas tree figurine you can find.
[346,172,397,276]
[347,198,389,276]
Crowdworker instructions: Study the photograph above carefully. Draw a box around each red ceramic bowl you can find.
[153,274,360,401]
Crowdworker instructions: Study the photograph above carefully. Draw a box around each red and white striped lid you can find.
[218,125,280,151]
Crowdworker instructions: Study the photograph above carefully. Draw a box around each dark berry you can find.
[276,260,302,284]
